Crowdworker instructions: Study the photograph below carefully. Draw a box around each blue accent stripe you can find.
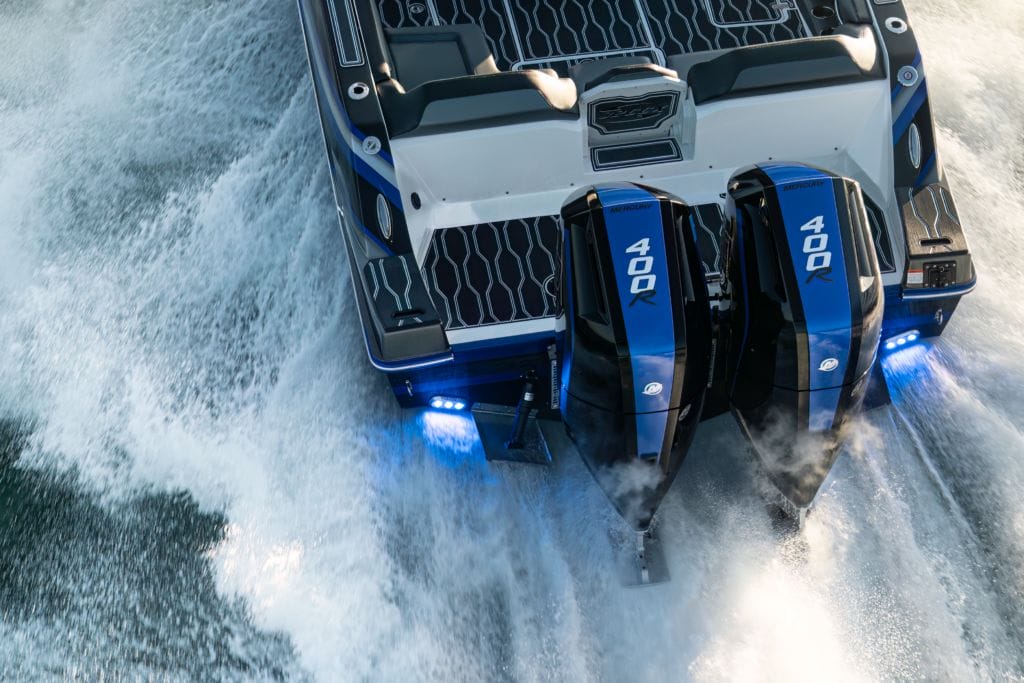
[354,217,394,256]
[350,153,403,209]
[762,165,852,432]
[560,224,575,413]
[313,53,404,228]
[597,186,675,459]
[368,350,453,373]
[330,98,396,166]
[913,152,937,189]
[893,81,928,145]
[324,94,396,167]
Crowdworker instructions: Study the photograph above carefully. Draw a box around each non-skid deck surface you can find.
[421,217,562,331]
[377,0,808,71]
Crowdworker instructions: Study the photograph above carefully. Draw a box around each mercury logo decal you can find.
[819,358,840,372]
[643,382,664,396]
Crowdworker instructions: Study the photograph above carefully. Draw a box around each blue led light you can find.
[883,329,922,353]
[429,396,469,412]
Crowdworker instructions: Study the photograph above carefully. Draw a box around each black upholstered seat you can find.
[687,24,885,105]
[569,56,680,92]
[377,70,578,137]
[361,5,579,137]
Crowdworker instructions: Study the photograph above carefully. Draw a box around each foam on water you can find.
[1,0,1023,679]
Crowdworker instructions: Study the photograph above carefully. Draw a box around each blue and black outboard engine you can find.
[560,185,712,530]
[724,164,884,508]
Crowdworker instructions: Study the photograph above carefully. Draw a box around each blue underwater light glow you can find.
[420,410,480,459]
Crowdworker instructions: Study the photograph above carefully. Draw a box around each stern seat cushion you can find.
[385,25,500,90]
[361,6,578,137]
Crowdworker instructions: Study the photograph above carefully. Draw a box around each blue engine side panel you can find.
[596,186,676,458]
[762,165,852,432]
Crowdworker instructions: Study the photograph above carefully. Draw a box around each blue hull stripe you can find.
[560,225,575,413]
[350,153,403,210]
[893,81,928,145]
[598,187,675,458]
[913,152,937,190]
[354,216,394,255]
[763,165,852,432]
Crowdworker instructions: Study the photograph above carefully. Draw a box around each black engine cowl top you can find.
[559,185,712,529]
[724,164,885,507]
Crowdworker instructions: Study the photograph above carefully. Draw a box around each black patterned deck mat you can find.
[712,0,788,24]
[642,0,805,56]
[375,0,808,71]
[422,217,562,330]
[506,0,650,66]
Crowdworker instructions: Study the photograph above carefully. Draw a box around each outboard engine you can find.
[560,185,712,529]
[724,164,884,508]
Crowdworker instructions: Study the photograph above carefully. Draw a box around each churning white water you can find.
[1,0,1022,679]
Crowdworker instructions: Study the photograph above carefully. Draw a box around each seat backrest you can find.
[687,24,885,105]
[379,69,579,137]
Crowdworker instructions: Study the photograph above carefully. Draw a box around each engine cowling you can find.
[560,185,712,529]
[724,164,884,507]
